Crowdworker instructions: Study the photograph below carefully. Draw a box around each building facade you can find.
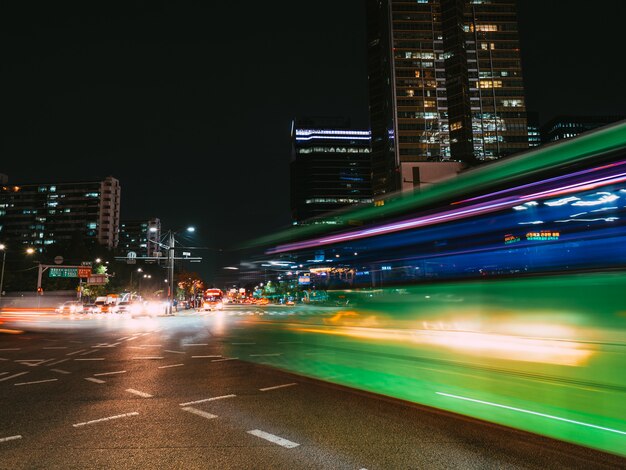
[541,115,626,143]
[290,117,373,224]
[0,176,121,252]
[119,217,161,258]
[366,0,529,196]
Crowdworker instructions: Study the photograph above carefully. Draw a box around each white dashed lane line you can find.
[75,358,105,361]
[211,357,238,362]
[179,394,236,406]
[181,407,217,420]
[43,347,68,350]
[158,363,184,369]
[0,372,29,382]
[132,356,163,360]
[260,383,298,392]
[66,349,87,356]
[126,388,153,398]
[73,412,138,427]
[0,348,21,351]
[0,435,22,443]
[47,358,70,366]
[14,378,58,386]
[51,368,71,374]
[93,370,126,377]
[182,343,209,347]
[191,355,222,358]
[247,429,300,448]
[164,350,185,354]
[85,377,105,384]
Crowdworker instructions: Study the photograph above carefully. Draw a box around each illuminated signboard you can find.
[504,234,521,244]
[49,267,78,278]
[298,276,311,285]
[526,230,560,241]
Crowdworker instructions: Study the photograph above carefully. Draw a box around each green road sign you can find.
[49,267,78,278]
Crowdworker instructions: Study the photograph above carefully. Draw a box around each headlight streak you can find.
[435,392,626,436]
[268,171,626,253]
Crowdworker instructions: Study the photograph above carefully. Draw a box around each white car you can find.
[55,301,84,314]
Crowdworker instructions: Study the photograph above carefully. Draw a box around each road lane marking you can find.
[250,353,282,357]
[126,388,152,398]
[259,383,298,392]
[182,343,208,346]
[15,359,51,366]
[75,358,105,361]
[15,378,58,386]
[181,407,217,419]
[191,355,222,358]
[436,391,626,436]
[43,347,68,350]
[158,363,184,369]
[85,377,106,384]
[116,337,129,341]
[94,370,126,377]
[211,357,238,362]
[0,348,20,351]
[47,358,70,366]
[231,342,255,345]
[164,350,185,354]
[141,344,162,347]
[80,349,99,356]
[0,435,22,443]
[247,429,299,448]
[0,372,7,376]
[66,349,87,356]
[125,336,138,341]
[0,372,29,382]
[51,368,71,374]
[73,412,138,427]
[179,394,236,406]
[132,356,163,360]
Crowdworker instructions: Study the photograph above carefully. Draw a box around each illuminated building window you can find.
[450,121,463,131]
[479,80,502,88]
[414,70,420,78]
[424,100,436,108]
[406,89,415,97]
[476,24,498,32]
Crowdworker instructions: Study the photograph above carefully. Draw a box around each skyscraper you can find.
[290,117,372,224]
[366,0,529,196]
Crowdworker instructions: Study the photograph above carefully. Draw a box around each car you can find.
[82,302,100,314]
[55,301,84,314]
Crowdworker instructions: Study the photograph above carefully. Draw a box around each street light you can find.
[165,226,195,315]
[0,244,6,308]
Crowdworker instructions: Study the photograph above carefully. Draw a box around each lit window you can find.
[479,80,502,88]
[476,24,498,32]
[450,121,463,131]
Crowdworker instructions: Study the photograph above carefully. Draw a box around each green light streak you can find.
[436,392,626,436]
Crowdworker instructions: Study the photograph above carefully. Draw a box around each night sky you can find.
[3,1,625,279]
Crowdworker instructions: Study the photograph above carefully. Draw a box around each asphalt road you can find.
[1,305,624,469]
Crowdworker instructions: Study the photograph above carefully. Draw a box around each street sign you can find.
[49,267,78,278]
[127,251,137,265]
[78,267,92,278]
[54,256,63,265]
[81,261,93,266]
[87,274,107,285]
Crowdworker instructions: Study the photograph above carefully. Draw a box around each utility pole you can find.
[167,230,175,315]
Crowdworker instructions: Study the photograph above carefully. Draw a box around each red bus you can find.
[202,288,224,311]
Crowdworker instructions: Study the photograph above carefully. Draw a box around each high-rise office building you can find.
[119,217,161,258]
[366,0,529,197]
[0,176,121,252]
[541,115,626,143]
[290,117,373,224]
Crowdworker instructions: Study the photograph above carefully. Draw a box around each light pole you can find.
[0,244,6,308]
[151,226,195,315]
